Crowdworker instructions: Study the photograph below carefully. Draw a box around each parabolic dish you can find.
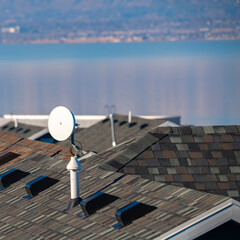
[48,106,76,141]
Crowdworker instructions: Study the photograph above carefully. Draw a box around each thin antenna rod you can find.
[111,105,116,114]
[104,104,109,116]
[110,114,117,147]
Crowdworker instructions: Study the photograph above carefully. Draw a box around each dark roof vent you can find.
[140,123,149,129]
[23,129,30,134]
[79,191,119,218]
[0,168,30,190]
[102,118,110,123]
[0,151,20,166]
[1,125,8,130]
[23,176,59,199]
[119,120,127,126]
[128,122,137,128]
[16,127,23,132]
[113,201,157,229]
[8,126,15,131]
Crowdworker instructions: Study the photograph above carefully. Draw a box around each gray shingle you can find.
[210,167,220,174]
[176,144,189,151]
[167,168,177,174]
[170,159,180,166]
[203,126,215,134]
[148,167,159,175]
[229,166,240,173]
[1,124,239,240]
[213,126,226,134]
[170,137,182,143]
[227,190,239,197]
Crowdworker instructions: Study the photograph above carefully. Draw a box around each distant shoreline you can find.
[1,38,240,45]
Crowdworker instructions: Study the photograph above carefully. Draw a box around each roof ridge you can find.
[99,132,167,172]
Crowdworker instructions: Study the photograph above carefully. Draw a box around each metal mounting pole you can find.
[128,111,132,123]
[110,114,117,147]
[66,156,82,209]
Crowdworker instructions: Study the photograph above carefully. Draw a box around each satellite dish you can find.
[48,106,75,141]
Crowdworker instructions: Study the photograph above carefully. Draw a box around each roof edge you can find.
[155,198,240,240]
[28,128,49,140]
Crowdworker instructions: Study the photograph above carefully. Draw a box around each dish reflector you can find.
[48,106,75,141]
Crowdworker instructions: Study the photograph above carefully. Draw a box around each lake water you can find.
[0,41,240,126]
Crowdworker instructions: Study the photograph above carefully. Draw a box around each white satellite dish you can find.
[48,106,82,210]
[48,106,75,141]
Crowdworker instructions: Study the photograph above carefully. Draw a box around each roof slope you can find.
[0,132,232,240]
[100,125,240,200]
[0,122,44,139]
[57,114,167,153]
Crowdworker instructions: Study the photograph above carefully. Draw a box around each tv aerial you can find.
[48,106,82,209]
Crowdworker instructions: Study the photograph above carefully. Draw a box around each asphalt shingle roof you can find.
[100,125,240,200]
[57,114,167,153]
[0,131,231,239]
[0,122,44,139]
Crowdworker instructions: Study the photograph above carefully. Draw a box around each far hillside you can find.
[0,0,240,43]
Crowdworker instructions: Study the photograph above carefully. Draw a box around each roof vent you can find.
[23,176,59,199]
[113,201,157,229]
[8,126,15,131]
[23,129,30,134]
[0,151,20,166]
[128,122,137,128]
[1,125,8,130]
[140,123,149,129]
[119,120,127,126]
[79,191,119,218]
[0,168,29,190]
[102,118,110,123]
[16,127,23,133]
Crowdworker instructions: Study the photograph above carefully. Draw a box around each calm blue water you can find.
[0,41,240,126]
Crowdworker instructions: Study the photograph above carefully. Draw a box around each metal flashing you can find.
[28,128,49,140]
[156,199,240,240]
